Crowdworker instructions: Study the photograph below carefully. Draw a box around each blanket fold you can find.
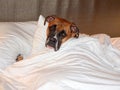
[0,35,120,90]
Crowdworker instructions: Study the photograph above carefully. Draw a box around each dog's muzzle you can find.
[45,37,61,51]
[46,37,57,48]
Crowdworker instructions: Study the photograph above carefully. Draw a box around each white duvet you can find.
[0,16,120,90]
[0,22,36,69]
[0,34,120,90]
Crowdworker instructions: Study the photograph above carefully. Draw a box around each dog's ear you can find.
[44,15,56,25]
[70,23,79,38]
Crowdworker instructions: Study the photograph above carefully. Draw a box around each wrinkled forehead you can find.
[48,17,71,26]
[48,17,72,32]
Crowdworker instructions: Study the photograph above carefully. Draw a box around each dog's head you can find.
[44,15,79,51]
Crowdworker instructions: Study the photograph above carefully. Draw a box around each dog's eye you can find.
[58,30,67,38]
[61,32,66,37]
[49,25,56,32]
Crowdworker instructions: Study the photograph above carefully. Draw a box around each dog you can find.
[16,15,80,61]
[44,15,80,51]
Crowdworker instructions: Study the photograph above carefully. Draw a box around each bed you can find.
[0,15,120,90]
[0,0,120,90]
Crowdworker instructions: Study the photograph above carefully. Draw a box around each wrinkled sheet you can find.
[0,35,120,90]
[0,22,36,69]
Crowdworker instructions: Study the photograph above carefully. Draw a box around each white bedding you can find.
[0,34,120,90]
[0,16,120,90]
[0,22,37,69]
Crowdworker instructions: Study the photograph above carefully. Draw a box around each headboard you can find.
[0,0,120,37]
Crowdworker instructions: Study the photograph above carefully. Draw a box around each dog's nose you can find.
[50,38,56,42]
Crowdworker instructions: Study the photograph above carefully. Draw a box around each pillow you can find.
[0,21,37,69]
[91,34,111,46]
[111,37,120,50]
[91,34,120,50]
[31,15,48,55]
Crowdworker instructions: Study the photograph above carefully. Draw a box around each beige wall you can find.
[0,0,120,37]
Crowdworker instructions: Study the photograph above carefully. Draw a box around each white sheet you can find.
[0,22,37,69]
[0,35,120,90]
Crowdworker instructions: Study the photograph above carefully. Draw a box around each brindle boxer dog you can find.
[44,15,80,51]
[16,15,80,61]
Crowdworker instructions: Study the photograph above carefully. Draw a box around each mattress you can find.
[0,19,120,90]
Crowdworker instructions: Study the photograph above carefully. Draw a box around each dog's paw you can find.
[16,54,23,62]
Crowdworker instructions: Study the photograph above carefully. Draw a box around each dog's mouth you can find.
[45,37,61,51]
[46,42,55,49]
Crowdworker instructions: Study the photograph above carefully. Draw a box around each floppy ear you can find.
[44,15,56,25]
[70,23,80,38]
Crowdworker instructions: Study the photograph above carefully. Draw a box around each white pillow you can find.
[31,15,48,55]
[0,21,37,69]
[111,37,120,50]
